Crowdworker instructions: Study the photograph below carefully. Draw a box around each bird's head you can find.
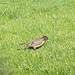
[42,36,48,41]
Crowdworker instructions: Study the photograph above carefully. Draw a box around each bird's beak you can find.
[47,40,49,41]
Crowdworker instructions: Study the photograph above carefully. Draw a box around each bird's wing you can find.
[31,39,44,46]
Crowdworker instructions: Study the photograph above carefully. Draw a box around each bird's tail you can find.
[17,42,28,50]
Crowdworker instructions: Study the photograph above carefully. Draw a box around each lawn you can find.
[0,0,75,75]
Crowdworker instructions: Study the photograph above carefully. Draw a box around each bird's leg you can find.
[33,47,36,50]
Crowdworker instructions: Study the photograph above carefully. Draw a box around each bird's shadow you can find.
[17,45,43,51]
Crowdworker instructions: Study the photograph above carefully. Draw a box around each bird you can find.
[25,36,48,49]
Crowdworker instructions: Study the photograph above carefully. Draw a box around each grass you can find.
[0,0,75,75]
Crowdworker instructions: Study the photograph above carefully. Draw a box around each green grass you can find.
[0,0,75,75]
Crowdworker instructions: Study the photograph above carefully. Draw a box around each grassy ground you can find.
[0,0,75,75]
